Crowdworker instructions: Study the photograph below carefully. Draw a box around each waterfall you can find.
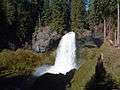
[34,31,76,76]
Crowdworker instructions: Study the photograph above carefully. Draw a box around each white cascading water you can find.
[34,31,76,76]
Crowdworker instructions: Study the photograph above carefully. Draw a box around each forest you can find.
[0,0,120,90]
[0,0,87,49]
[0,0,120,49]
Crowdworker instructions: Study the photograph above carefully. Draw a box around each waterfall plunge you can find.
[34,32,76,76]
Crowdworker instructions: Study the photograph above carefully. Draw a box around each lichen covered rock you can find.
[32,27,61,52]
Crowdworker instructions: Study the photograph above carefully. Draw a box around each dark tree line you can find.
[0,0,44,49]
[1,0,120,50]
[0,0,87,50]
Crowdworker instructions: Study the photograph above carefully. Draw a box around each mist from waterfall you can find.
[34,32,77,76]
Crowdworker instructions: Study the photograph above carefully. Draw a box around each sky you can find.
[85,0,90,11]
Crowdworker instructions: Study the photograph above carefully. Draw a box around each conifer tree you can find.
[49,0,67,32]
[71,0,86,32]
[0,0,8,48]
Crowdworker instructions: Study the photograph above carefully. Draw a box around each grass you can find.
[70,47,99,90]
[100,42,120,84]
[70,42,120,90]
[0,49,55,77]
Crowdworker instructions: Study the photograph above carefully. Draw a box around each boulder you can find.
[32,27,61,53]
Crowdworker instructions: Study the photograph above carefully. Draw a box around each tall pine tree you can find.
[49,0,67,33]
[71,0,86,32]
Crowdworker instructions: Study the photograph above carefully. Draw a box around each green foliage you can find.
[71,0,86,32]
[0,0,8,48]
[70,47,99,90]
[40,0,51,26]
[0,49,55,76]
[48,0,67,32]
[70,42,120,90]
[0,0,88,48]
[88,0,117,26]
[0,0,43,48]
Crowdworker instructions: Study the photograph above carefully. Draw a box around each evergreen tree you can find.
[40,0,51,26]
[0,0,8,48]
[71,0,86,32]
[88,0,118,41]
[49,0,67,32]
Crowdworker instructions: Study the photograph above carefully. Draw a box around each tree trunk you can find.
[108,18,112,40]
[115,30,117,46]
[117,3,120,46]
[104,19,106,42]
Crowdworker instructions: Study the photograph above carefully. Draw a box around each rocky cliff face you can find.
[32,27,61,52]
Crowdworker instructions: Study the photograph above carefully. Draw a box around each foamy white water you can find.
[34,31,76,76]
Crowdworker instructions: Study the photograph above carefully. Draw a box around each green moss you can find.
[70,48,99,90]
[99,42,120,85]
[70,42,120,90]
[0,49,55,77]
